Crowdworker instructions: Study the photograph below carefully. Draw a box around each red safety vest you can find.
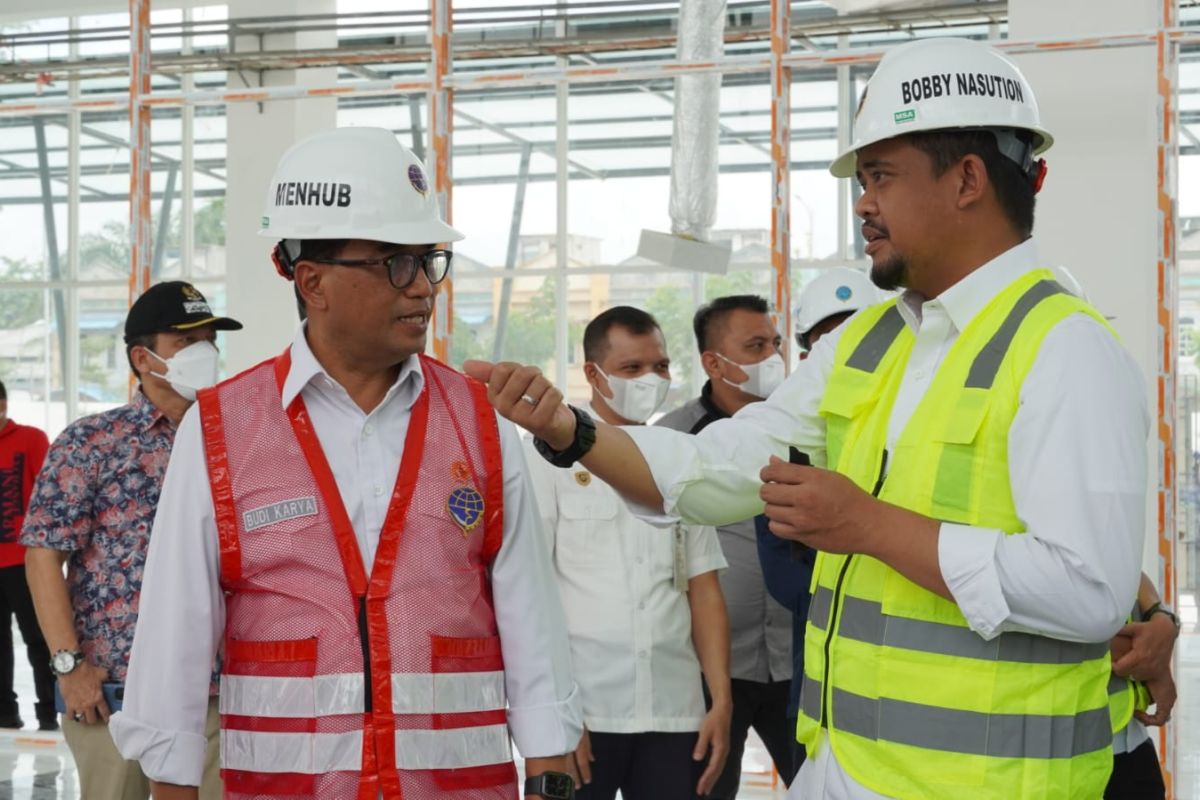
[197,349,516,800]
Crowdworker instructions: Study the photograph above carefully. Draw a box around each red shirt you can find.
[0,419,49,568]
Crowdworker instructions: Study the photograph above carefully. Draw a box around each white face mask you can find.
[717,352,785,400]
[147,340,220,402]
[594,367,670,424]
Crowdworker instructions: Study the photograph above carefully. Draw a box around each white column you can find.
[1008,2,1161,570]
[223,0,337,372]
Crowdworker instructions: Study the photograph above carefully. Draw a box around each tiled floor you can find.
[0,628,1193,799]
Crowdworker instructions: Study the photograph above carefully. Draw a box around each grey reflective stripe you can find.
[1109,674,1130,696]
[809,585,834,631]
[836,595,1108,665]
[965,280,1066,389]
[845,305,905,372]
[831,687,1112,760]
[801,676,823,721]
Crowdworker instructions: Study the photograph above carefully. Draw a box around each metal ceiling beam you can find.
[0,1,1005,83]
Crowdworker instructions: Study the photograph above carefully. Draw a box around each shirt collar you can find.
[131,389,170,432]
[280,322,425,412]
[699,380,727,421]
[895,238,1040,334]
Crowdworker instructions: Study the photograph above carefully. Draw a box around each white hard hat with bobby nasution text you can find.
[829,37,1054,183]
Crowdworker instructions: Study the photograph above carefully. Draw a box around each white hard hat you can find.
[830,37,1053,178]
[258,127,463,245]
[795,267,880,338]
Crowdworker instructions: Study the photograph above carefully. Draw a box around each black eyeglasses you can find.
[313,249,453,290]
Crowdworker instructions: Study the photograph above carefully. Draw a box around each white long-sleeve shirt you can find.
[623,240,1149,799]
[110,327,583,787]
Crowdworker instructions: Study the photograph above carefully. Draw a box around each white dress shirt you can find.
[110,326,583,787]
[522,406,727,733]
[623,240,1149,799]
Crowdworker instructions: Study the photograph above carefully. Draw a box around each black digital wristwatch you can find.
[524,771,575,799]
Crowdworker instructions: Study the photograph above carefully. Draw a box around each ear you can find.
[700,351,723,380]
[130,341,159,377]
[292,261,329,313]
[583,363,611,398]
[955,153,990,211]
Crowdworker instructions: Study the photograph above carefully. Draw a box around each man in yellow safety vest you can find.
[467,36,1149,800]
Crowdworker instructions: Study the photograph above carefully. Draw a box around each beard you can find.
[871,253,908,292]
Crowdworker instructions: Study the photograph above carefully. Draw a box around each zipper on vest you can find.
[358,596,372,712]
[821,448,888,728]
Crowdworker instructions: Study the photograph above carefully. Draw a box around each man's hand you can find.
[59,661,109,724]
[1111,614,1178,682]
[694,701,731,796]
[759,457,876,552]
[572,727,594,786]
[1136,672,1177,727]
[463,360,576,449]
[524,753,581,797]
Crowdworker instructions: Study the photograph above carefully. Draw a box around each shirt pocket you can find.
[553,487,621,565]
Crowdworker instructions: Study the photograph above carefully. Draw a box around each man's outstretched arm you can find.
[463,360,665,511]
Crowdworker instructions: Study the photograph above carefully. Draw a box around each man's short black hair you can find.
[693,295,770,354]
[583,306,661,363]
[905,129,1037,239]
[0,380,7,401]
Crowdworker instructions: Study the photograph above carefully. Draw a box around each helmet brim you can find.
[828,126,1055,179]
[258,218,465,245]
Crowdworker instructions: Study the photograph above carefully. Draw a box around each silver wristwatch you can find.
[50,649,85,676]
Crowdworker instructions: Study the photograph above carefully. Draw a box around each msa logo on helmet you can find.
[901,72,1026,105]
[274,181,352,208]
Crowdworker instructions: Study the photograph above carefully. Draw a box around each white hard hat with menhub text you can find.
[830,37,1053,178]
[795,267,880,338]
[258,126,463,245]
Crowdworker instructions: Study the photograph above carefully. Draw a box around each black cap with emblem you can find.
[123,281,244,343]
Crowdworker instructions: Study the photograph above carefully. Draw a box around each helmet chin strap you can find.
[991,128,1047,194]
[272,239,303,280]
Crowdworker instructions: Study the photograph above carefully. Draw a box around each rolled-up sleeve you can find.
[109,406,223,786]
[939,315,1148,643]
[491,416,583,758]
[625,328,839,527]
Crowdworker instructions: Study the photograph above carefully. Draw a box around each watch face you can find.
[52,651,76,674]
[543,773,574,799]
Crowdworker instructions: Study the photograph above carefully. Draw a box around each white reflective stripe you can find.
[394,724,513,770]
[220,729,362,773]
[219,673,365,718]
[391,671,507,714]
[218,726,512,773]
[221,671,505,717]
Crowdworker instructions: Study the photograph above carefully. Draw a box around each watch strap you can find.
[1144,602,1180,629]
[533,406,596,468]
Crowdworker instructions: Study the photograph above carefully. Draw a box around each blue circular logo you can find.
[447,486,484,533]
[836,285,853,301]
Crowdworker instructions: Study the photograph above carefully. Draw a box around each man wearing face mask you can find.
[21,281,240,800]
[656,295,796,798]
[524,305,730,800]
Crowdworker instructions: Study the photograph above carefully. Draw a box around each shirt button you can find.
[638,601,646,610]
[638,650,648,659]
[635,557,644,565]
[363,424,375,437]
[374,486,384,497]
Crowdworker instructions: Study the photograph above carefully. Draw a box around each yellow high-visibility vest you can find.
[797,269,1117,799]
